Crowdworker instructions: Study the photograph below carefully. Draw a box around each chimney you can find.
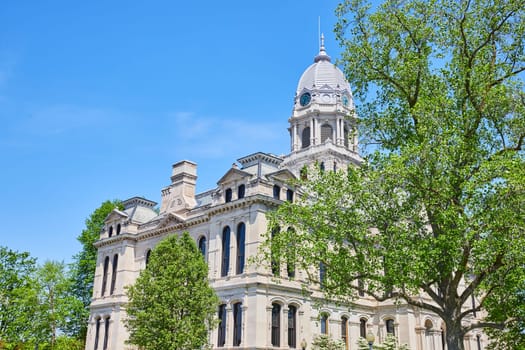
[159,160,197,215]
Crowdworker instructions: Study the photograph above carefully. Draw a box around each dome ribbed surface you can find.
[296,57,350,95]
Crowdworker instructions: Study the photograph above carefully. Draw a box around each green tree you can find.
[265,0,525,349]
[125,232,219,350]
[311,334,346,350]
[67,199,121,340]
[0,246,38,345]
[34,261,83,349]
[356,335,409,350]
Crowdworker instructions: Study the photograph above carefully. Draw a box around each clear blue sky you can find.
[0,1,347,264]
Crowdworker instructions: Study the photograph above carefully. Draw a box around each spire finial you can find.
[314,32,331,63]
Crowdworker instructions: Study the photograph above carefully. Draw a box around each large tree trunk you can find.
[445,322,465,350]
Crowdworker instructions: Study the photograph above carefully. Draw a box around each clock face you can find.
[299,92,311,106]
[342,95,349,106]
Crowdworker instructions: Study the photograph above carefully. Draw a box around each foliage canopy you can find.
[265,0,525,349]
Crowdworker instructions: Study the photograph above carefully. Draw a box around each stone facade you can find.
[85,40,487,350]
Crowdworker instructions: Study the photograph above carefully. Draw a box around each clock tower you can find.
[281,34,362,176]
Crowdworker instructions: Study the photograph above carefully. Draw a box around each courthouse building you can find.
[85,38,486,350]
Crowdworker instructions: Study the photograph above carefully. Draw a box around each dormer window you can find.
[286,189,294,202]
[273,185,281,200]
[225,188,232,203]
[237,184,245,199]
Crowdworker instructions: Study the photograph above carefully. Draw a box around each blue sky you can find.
[0,1,347,264]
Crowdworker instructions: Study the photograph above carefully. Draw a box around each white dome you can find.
[295,45,351,96]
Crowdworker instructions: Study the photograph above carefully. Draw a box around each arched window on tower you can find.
[110,254,118,295]
[321,124,333,143]
[221,227,231,277]
[288,305,297,348]
[198,236,207,258]
[302,127,311,148]
[108,226,113,238]
[271,303,281,347]
[101,256,110,296]
[236,223,245,274]
[116,223,121,235]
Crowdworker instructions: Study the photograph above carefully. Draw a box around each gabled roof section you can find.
[156,212,186,229]
[266,168,297,183]
[105,209,128,223]
[217,167,252,186]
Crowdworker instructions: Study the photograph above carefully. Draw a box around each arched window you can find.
[236,223,246,274]
[233,302,242,346]
[271,303,281,346]
[287,228,295,279]
[441,324,446,350]
[360,318,367,338]
[217,304,226,347]
[116,224,121,235]
[320,313,329,334]
[108,226,113,238]
[221,227,230,277]
[271,227,280,276]
[319,262,326,288]
[94,317,101,350]
[358,279,365,297]
[301,127,311,148]
[273,185,281,200]
[198,236,207,258]
[320,162,325,172]
[237,184,245,199]
[386,319,395,335]
[476,334,482,350]
[110,254,118,295]
[321,124,333,143]
[225,188,232,203]
[288,306,297,348]
[145,249,151,267]
[425,320,434,350]
[103,316,110,350]
[344,127,349,148]
[286,189,294,202]
[341,316,349,349]
[333,162,337,172]
[101,256,110,296]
